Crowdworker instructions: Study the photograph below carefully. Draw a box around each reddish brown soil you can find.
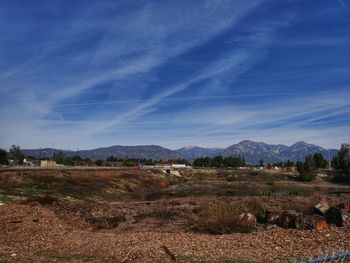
[1,195,350,263]
[1,168,350,262]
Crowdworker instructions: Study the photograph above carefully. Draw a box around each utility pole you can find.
[51,143,54,161]
[192,149,195,166]
[328,149,331,171]
[138,148,141,167]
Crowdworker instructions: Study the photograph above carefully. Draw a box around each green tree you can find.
[107,156,118,162]
[332,155,340,169]
[71,155,83,166]
[285,160,295,167]
[0,148,8,164]
[242,156,246,167]
[313,153,326,169]
[223,156,243,168]
[297,155,317,181]
[63,156,73,166]
[211,156,224,167]
[339,144,350,175]
[95,159,104,166]
[259,159,265,167]
[193,157,211,167]
[9,145,24,165]
[53,151,65,164]
[333,144,350,179]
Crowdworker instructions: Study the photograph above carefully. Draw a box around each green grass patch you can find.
[0,195,14,202]
[249,171,259,176]
[283,188,305,196]
[256,189,273,196]
[226,174,238,182]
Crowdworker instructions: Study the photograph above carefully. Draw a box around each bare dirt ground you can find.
[0,168,350,262]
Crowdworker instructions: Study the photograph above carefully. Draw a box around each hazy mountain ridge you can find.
[176,146,224,159]
[22,145,184,161]
[22,141,339,164]
[215,140,338,164]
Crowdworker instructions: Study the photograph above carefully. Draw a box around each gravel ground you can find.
[1,203,350,263]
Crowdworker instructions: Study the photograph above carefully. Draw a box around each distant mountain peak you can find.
[292,141,310,146]
[290,141,324,150]
[238,140,256,144]
[176,145,223,159]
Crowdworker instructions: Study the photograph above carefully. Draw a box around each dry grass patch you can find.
[190,199,266,234]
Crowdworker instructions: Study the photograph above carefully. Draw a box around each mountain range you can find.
[22,140,340,164]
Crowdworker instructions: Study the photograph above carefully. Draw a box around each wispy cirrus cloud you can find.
[91,19,289,133]
[0,0,349,150]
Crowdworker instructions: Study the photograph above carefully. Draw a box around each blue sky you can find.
[0,0,349,150]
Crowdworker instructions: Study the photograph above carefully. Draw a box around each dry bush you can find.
[83,215,125,229]
[135,210,178,221]
[278,199,314,215]
[242,199,267,222]
[190,201,259,234]
[23,195,59,205]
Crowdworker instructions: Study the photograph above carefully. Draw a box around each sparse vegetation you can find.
[256,189,273,197]
[226,174,238,182]
[190,200,266,234]
[1,166,350,262]
[284,188,305,196]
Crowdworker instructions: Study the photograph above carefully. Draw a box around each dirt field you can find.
[0,168,349,262]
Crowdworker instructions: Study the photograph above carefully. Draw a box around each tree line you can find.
[296,153,327,181]
[0,145,24,165]
[193,156,246,168]
[297,146,350,182]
